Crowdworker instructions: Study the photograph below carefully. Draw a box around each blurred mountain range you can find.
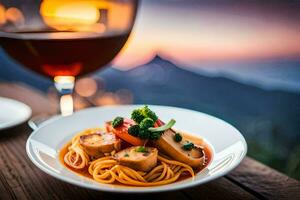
[0,53,299,179]
[181,59,300,93]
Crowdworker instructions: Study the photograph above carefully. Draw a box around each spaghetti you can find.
[88,155,194,186]
[64,128,101,169]
[63,128,196,186]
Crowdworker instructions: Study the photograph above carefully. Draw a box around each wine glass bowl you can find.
[0,0,138,117]
[0,0,138,77]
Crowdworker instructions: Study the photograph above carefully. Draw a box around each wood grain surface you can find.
[0,83,299,200]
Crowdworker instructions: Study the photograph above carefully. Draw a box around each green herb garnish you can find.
[183,142,194,151]
[112,116,123,128]
[174,133,182,142]
[124,153,129,157]
[148,119,176,132]
[135,146,148,153]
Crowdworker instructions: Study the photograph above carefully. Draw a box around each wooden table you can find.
[0,83,299,200]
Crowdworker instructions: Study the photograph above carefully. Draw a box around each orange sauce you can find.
[59,132,213,185]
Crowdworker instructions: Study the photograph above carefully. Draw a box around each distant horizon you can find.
[113,0,300,68]
[113,54,300,94]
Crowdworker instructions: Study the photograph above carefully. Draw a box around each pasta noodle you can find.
[88,155,194,186]
[64,128,101,169]
[63,128,199,186]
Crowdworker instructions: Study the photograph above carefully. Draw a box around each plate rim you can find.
[0,97,32,130]
[26,104,247,193]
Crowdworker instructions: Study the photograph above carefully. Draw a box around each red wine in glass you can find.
[0,30,130,77]
[0,0,138,118]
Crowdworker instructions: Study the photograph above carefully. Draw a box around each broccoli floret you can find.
[131,109,145,123]
[142,105,158,122]
[139,117,154,130]
[112,116,123,128]
[183,142,194,151]
[131,106,158,124]
[150,132,162,140]
[128,125,140,137]
[139,129,150,139]
[130,106,160,140]
[174,133,182,142]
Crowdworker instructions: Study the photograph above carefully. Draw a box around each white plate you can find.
[0,97,32,130]
[26,105,247,193]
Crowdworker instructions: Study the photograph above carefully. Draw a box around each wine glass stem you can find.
[54,76,75,116]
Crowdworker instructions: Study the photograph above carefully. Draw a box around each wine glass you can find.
[0,0,138,126]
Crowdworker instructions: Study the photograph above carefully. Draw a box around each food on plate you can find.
[79,131,121,157]
[114,146,158,172]
[155,128,205,168]
[60,106,212,186]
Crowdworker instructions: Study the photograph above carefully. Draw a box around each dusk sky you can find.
[113,0,300,68]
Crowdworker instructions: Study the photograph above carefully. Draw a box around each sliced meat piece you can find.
[114,146,158,172]
[80,131,121,157]
[154,129,205,168]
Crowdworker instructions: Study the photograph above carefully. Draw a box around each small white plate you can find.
[0,97,32,130]
[26,105,247,193]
